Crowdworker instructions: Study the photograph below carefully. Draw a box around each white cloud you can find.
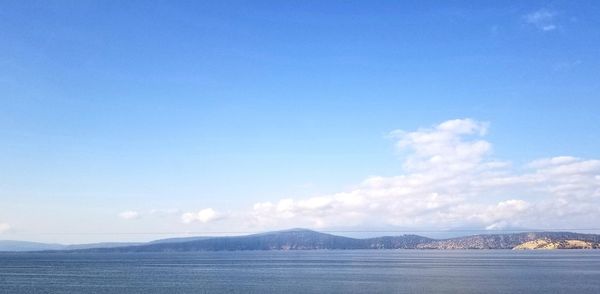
[244,119,600,231]
[118,210,140,220]
[181,208,221,224]
[390,118,490,172]
[0,223,11,234]
[524,9,558,31]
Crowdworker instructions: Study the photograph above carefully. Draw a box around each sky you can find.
[1,1,600,243]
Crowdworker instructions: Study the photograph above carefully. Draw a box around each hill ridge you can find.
[66,229,600,252]
[3,229,600,252]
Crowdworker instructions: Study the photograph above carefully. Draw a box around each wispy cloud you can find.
[0,223,11,234]
[524,9,559,31]
[118,210,140,220]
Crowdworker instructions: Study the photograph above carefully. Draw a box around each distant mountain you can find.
[365,235,435,249]
[73,229,600,252]
[85,229,368,252]
[147,236,214,244]
[0,236,211,252]
[0,240,141,252]
[63,242,143,250]
[4,229,600,252]
[417,232,600,249]
[0,240,65,252]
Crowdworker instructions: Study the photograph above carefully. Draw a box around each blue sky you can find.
[1,1,600,243]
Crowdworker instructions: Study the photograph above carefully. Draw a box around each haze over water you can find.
[1,250,599,294]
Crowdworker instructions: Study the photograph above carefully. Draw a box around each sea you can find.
[1,250,599,293]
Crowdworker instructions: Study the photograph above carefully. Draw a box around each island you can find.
[3,229,600,252]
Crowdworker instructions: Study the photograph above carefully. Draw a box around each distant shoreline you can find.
[3,229,600,252]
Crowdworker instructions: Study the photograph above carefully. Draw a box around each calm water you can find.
[1,250,599,293]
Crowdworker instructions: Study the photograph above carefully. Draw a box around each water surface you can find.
[1,250,599,293]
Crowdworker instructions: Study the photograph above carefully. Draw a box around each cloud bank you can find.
[243,119,600,231]
[173,119,600,233]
